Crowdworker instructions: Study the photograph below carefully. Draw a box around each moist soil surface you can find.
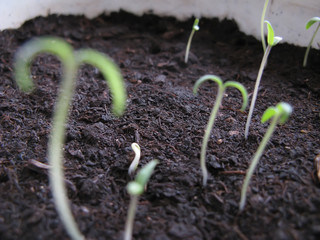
[1,11,320,240]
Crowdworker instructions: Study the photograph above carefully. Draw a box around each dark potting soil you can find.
[0,11,320,240]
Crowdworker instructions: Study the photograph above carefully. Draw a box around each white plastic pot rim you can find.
[0,0,320,48]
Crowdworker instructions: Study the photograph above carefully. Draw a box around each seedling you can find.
[240,102,292,211]
[124,160,158,240]
[303,17,320,67]
[128,143,141,176]
[193,75,248,186]
[260,0,270,52]
[244,21,282,139]
[14,37,127,240]
[185,18,200,63]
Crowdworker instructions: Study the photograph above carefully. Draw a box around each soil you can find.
[1,11,320,240]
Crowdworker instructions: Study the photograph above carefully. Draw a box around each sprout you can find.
[124,160,158,240]
[193,75,248,186]
[240,102,292,211]
[185,18,200,63]
[14,36,127,240]
[303,17,320,67]
[128,143,141,176]
[260,0,270,52]
[244,21,282,139]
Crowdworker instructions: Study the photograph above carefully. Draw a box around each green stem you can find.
[261,0,270,52]
[124,195,139,240]
[303,23,320,67]
[44,45,83,240]
[240,114,279,211]
[245,45,272,139]
[14,37,126,240]
[185,29,196,63]
[200,87,224,186]
[14,37,84,240]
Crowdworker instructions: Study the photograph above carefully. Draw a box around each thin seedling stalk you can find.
[124,160,158,240]
[261,0,270,52]
[15,38,83,240]
[14,37,126,240]
[185,18,200,63]
[200,87,224,186]
[240,113,279,211]
[240,102,292,211]
[245,20,282,139]
[303,22,320,67]
[124,195,139,240]
[194,75,248,187]
[128,143,141,176]
[244,45,272,139]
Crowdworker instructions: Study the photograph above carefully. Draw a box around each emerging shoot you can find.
[124,160,158,240]
[128,143,141,176]
[14,37,127,240]
[240,102,292,211]
[193,75,248,186]
[244,21,282,139]
[185,18,200,63]
[260,0,270,52]
[303,17,320,67]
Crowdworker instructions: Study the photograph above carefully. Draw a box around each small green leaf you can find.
[265,21,282,46]
[193,18,200,31]
[306,17,320,30]
[265,20,275,46]
[261,107,277,123]
[135,160,158,188]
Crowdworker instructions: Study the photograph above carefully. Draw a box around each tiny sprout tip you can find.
[128,143,141,176]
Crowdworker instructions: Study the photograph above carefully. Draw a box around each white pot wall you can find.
[0,0,320,48]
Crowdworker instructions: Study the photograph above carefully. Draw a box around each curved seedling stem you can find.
[303,17,320,67]
[14,37,127,240]
[193,75,248,186]
[128,143,141,176]
[185,18,200,63]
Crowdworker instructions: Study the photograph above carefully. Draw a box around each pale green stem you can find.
[240,113,279,211]
[261,0,270,52]
[14,38,84,240]
[200,87,224,186]
[303,23,320,67]
[185,29,196,63]
[124,195,139,240]
[245,45,272,139]
[47,49,84,240]
[49,62,84,240]
[14,38,126,240]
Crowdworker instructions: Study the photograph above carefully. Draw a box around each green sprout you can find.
[303,17,320,67]
[193,75,248,186]
[240,102,292,211]
[14,36,127,240]
[244,21,282,139]
[124,160,158,240]
[128,143,141,176]
[185,18,200,63]
[260,0,270,52]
